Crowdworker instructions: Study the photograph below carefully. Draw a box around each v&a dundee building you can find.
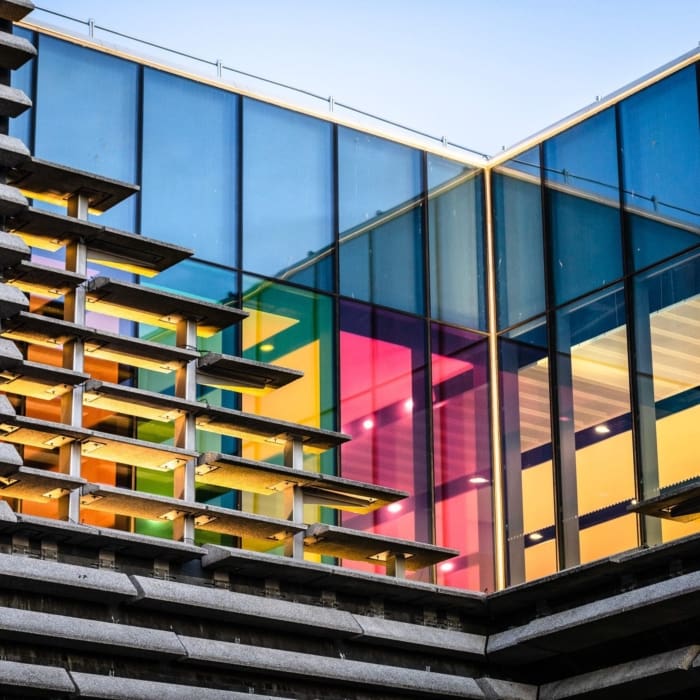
[0,1,699,697]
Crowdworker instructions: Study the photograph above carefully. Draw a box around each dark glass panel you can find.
[620,66,700,270]
[34,36,138,231]
[340,205,425,315]
[428,155,485,329]
[431,324,493,590]
[243,99,333,289]
[500,318,556,583]
[339,301,430,577]
[555,286,637,564]
[338,128,424,314]
[142,69,238,266]
[544,109,623,305]
[494,150,545,329]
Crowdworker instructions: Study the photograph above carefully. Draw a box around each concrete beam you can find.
[0,282,28,319]
[70,672,295,700]
[0,551,138,602]
[130,575,363,638]
[0,659,75,696]
[0,0,34,22]
[0,606,186,659]
[0,29,36,69]
[0,229,30,268]
[488,571,700,663]
[540,645,700,699]
[0,82,31,117]
[179,635,486,698]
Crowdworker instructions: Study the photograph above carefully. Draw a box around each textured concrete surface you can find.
[540,645,700,699]
[0,659,75,694]
[180,635,486,698]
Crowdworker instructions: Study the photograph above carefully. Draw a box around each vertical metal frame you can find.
[484,167,507,590]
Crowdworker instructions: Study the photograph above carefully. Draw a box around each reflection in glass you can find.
[431,324,493,590]
[243,99,333,289]
[427,155,485,330]
[619,66,700,270]
[240,276,336,536]
[633,251,700,544]
[9,27,34,147]
[555,286,637,564]
[340,205,424,314]
[339,301,430,578]
[544,109,622,305]
[494,150,545,329]
[34,36,138,231]
[142,69,238,266]
[500,319,556,583]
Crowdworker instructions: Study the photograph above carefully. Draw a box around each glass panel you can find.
[633,251,700,543]
[500,318,556,583]
[544,108,623,305]
[142,69,238,266]
[428,155,485,330]
[619,66,700,270]
[494,149,545,329]
[9,27,34,147]
[243,99,333,290]
[34,36,138,231]
[240,276,336,537]
[339,301,430,578]
[431,324,493,591]
[338,128,424,314]
[555,286,637,564]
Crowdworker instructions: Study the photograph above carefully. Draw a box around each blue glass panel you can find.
[338,127,422,232]
[549,189,622,304]
[9,27,34,147]
[428,156,485,329]
[141,69,238,266]
[243,99,333,290]
[340,205,424,315]
[544,109,622,305]
[34,35,138,231]
[494,158,545,329]
[619,66,700,270]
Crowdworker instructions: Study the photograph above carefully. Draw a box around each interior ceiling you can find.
[518,294,700,453]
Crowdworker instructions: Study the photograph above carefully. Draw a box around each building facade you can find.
[6,15,699,595]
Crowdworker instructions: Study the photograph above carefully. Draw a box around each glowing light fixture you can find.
[594,424,611,435]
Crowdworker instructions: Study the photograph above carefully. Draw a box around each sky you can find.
[28,0,700,157]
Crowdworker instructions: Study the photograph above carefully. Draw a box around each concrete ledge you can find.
[540,645,700,699]
[0,229,30,268]
[0,81,31,117]
[0,606,186,659]
[0,182,27,215]
[354,614,485,658]
[0,282,28,319]
[179,635,486,698]
[487,571,700,663]
[0,0,34,22]
[0,29,36,69]
[0,551,138,601]
[130,575,363,637]
[0,659,75,695]
[477,677,538,700]
[0,132,30,168]
[70,672,294,700]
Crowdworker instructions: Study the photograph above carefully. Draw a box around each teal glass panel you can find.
[544,109,622,304]
[142,69,238,266]
[243,99,333,290]
[428,155,485,330]
[494,149,545,329]
[619,66,700,270]
[34,35,138,231]
[338,128,424,314]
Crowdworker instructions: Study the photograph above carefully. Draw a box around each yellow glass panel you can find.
[579,514,637,564]
[657,405,699,489]
[525,540,557,581]
[576,431,635,515]
[522,460,554,534]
